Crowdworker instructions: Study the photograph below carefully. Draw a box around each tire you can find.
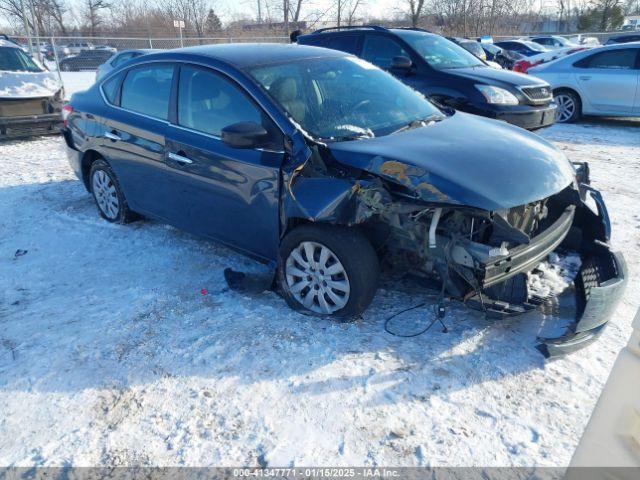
[89,159,137,224]
[278,224,380,319]
[554,89,581,123]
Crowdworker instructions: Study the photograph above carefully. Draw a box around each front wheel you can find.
[278,224,380,319]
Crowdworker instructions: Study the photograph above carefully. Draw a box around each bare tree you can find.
[83,0,110,35]
[407,0,427,27]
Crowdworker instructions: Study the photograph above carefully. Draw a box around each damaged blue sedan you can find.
[63,44,626,357]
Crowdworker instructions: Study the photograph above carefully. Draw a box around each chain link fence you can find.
[12,35,289,73]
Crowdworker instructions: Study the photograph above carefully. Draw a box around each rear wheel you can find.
[278,224,379,319]
[554,89,581,123]
[89,159,137,224]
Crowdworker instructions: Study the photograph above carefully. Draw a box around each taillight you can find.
[62,104,73,127]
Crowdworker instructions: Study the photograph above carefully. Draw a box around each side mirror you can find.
[221,121,269,149]
[391,55,413,71]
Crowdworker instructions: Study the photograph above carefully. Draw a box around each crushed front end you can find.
[281,111,625,357]
[347,161,626,357]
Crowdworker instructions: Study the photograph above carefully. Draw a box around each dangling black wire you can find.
[384,280,448,337]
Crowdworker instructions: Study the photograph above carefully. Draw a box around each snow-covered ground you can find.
[0,74,639,467]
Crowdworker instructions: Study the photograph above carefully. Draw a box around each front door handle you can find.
[579,75,591,81]
[168,152,193,165]
[103,131,121,141]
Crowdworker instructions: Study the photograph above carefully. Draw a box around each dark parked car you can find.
[297,26,557,130]
[447,37,487,60]
[59,49,114,71]
[95,49,155,80]
[481,42,522,69]
[0,38,64,139]
[63,44,626,357]
[494,39,549,57]
[605,34,640,45]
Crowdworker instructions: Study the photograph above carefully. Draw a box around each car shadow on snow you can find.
[0,177,571,406]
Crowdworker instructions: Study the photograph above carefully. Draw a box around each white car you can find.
[529,42,640,122]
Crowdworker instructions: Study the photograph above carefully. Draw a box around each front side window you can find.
[178,66,262,135]
[578,49,638,70]
[361,36,409,69]
[397,33,485,69]
[120,65,173,120]
[0,47,43,72]
[249,56,443,141]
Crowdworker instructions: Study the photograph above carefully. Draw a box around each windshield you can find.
[0,47,43,72]
[248,56,443,141]
[396,33,485,69]
[460,41,485,58]
[521,41,548,52]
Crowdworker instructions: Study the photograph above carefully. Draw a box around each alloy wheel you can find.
[555,94,576,123]
[92,170,120,219]
[285,241,350,314]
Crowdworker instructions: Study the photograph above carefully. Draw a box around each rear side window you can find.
[101,72,123,105]
[120,65,173,120]
[177,66,262,136]
[576,49,638,70]
[326,35,360,55]
[361,36,409,68]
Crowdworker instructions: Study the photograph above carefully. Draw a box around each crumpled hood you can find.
[327,112,575,211]
[0,71,62,98]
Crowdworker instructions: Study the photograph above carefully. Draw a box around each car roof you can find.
[136,43,348,69]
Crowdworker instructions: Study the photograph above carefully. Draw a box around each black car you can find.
[447,37,487,61]
[481,43,522,69]
[59,49,114,71]
[63,43,625,357]
[297,26,556,130]
[494,40,548,57]
[605,33,640,45]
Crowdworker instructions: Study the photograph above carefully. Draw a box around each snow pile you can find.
[528,251,582,300]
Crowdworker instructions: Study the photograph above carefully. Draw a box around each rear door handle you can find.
[103,131,121,141]
[168,152,193,165]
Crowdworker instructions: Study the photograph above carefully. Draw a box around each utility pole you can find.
[27,0,42,62]
[257,0,262,23]
[20,0,33,55]
[284,0,289,35]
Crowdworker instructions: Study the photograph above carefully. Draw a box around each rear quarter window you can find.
[101,72,124,105]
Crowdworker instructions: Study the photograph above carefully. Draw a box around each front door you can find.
[163,64,285,261]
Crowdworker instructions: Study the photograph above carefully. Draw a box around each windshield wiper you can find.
[391,114,443,135]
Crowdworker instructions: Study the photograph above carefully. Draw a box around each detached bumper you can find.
[0,113,62,140]
[538,248,627,358]
[472,102,557,130]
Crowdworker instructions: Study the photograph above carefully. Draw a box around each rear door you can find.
[98,63,175,219]
[574,48,639,113]
[163,64,284,261]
